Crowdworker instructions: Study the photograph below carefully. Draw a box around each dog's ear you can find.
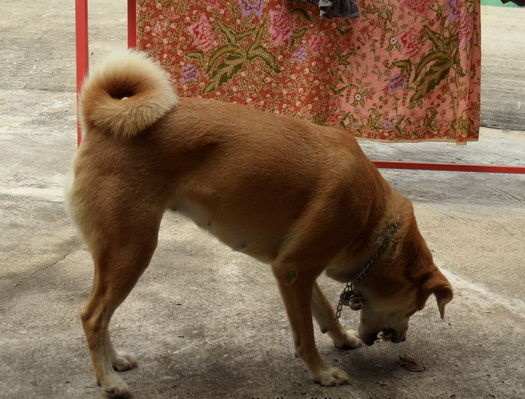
[434,281,453,319]
[419,268,453,319]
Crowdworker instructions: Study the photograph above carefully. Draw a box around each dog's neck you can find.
[334,216,402,316]
[325,201,406,285]
[352,191,407,264]
[353,216,401,283]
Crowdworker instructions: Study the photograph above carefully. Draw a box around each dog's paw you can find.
[111,352,138,371]
[313,366,350,386]
[100,374,131,398]
[333,329,361,350]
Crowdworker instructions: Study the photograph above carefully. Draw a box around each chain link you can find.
[335,217,401,319]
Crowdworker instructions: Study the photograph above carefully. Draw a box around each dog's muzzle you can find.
[362,328,407,346]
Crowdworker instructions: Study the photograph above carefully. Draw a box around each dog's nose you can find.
[362,333,377,346]
[392,331,406,343]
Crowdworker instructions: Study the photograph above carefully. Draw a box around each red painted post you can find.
[128,0,137,48]
[75,0,89,145]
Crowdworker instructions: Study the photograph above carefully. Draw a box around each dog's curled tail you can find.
[80,50,178,138]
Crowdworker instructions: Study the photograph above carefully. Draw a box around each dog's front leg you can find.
[272,262,350,386]
[312,282,361,349]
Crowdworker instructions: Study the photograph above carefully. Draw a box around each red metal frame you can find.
[75,0,89,146]
[373,161,525,173]
[127,0,137,49]
[75,0,525,174]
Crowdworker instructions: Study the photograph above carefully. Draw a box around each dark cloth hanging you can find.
[502,0,525,6]
[303,0,359,19]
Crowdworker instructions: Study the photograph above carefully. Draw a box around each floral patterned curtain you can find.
[137,0,480,144]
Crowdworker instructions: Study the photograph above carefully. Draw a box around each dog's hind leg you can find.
[80,210,161,398]
[311,282,361,349]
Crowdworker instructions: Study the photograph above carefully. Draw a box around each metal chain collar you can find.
[335,217,401,319]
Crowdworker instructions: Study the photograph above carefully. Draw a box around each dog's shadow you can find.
[129,343,306,397]
[126,336,430,398]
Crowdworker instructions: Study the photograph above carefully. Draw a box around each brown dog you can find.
[66,50,453,397]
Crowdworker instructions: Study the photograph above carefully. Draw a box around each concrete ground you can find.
[481,6,525,130]
[0,1,524,399]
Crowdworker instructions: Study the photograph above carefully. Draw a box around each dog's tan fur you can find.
[66,50,453,397]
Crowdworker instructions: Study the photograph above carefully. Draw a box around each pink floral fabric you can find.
[188,16,216,51]
[137,0,480,143]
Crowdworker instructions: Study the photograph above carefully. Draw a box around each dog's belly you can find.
[170,198,282,263]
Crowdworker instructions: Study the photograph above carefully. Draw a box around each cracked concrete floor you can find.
[0,1,524,399]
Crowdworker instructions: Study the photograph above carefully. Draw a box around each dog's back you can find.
[69,50,387,263]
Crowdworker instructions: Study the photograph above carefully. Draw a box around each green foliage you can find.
[392,59,412,78]
[185,50,205,67]
[247,45,280,73]
[216,20,237,44]
[203,54,246,94]
[199,18,278,93]
[291,28,308,40]
[411,57,452,102]
[413,50,450,82]
[206,44,243,73]
[290,7,313,23]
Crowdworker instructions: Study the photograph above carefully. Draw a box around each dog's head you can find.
[357,211,453,346]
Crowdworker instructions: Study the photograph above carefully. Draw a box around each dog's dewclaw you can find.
[398,355,426,372]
